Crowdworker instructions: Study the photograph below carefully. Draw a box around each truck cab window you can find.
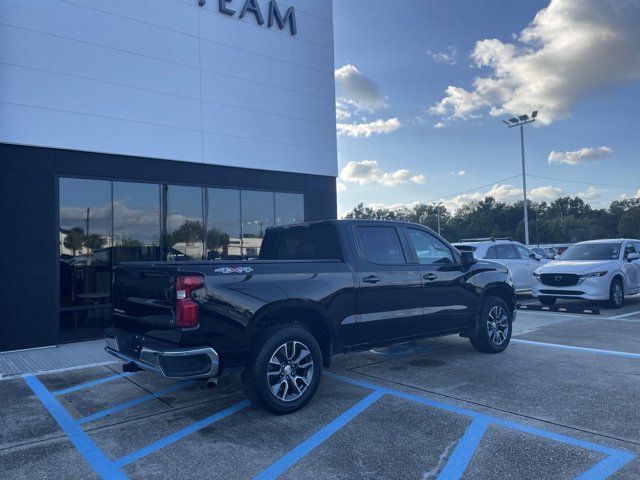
[355,226,406,264]
[406,229,454,264]
[259,224,341,260]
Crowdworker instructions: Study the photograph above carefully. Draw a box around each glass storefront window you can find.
[58,176,303,342]
[59,178,112,341]
[241,190,275,258]
[275,192,304,226]
[113,182,161,265]
[164,185,204,260]
[206,188,241,260]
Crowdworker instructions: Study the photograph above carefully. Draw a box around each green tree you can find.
[206,227,230,253]
[618,208,640,238]
[171,219,204,245]
[84,234,105,251]
[63,227,84,255]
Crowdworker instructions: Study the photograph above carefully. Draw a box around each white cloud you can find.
[618,189,640,200]
[451,170,467,176]
[336,181,347,192]
[442,183,565,211]
[430,0,640,125]
[337,118,401,138]
[339,160,427,187]
[427,46,458,65]
[529,186,564,202]
[577,186,604,201]
[335,65,385,112]
[548,146,614,165]
[335,100,352,121]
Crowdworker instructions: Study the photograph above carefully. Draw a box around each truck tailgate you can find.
[112,267,176,329]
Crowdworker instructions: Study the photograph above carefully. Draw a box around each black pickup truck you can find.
[105,220,515,413]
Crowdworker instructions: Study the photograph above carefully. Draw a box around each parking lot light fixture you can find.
[502,111,538,246]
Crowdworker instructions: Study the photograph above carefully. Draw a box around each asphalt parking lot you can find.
[2,295,640,479]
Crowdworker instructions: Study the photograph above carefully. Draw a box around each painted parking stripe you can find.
[54,372,134,396]
[608,310,640,320]
[253,390,385,480]
[436,416,490,480]
[24,375,127,479]
[511,339,640,360]
[114,399,250,467]
[78,381,192,424]
[327,372,634,479]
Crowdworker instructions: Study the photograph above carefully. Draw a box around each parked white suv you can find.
[532,239,640,308]
[453,238,548,292]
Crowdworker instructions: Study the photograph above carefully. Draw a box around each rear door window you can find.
[259,224,342,260]
[494,244,518,259]
[355,226,406,264]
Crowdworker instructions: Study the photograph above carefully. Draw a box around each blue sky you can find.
[332,0,640,215]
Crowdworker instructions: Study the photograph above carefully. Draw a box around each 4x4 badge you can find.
[215,266,253,274]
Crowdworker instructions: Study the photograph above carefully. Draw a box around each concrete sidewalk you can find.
[0,340,115,380]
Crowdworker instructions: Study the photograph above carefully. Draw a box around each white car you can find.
[453,238,548,292]
[532,239,640,308]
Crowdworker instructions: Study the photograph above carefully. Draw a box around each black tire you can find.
[539,297,556,306]
[606,278,624,309]
[469,296,513,354]
[242,326,322,414]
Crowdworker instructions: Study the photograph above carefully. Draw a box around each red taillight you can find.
[175,275,204,328]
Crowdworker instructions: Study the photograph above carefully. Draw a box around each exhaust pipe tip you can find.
[205,378,218,389]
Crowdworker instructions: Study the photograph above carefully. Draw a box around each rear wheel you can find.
[242,326,322,414]
[539,297,556,306]
[607,278,624,309]
[469,296,512,353]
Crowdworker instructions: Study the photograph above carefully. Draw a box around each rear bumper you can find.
[104,328,219,379]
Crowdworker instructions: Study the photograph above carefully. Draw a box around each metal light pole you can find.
[431,202,442,236]
[502,111,537,246]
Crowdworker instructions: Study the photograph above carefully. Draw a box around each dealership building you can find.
[0,0,337,351]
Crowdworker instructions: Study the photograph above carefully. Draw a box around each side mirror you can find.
[461,251,476,267]
[627,253,640,261]
[554,254,561,260]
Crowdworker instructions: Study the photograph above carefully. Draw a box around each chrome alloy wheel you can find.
[487,305,509,346]
[613,282,623,306]
[267,341,314,402]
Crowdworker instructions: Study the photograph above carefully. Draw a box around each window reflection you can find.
[163,185,204,261]
[206,188,241,260]
[113,182,161,265]
[275,192,304,225]
[59,178,112,341]
[241,190,275,258]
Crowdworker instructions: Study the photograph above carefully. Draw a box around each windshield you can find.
[560,243,621,261]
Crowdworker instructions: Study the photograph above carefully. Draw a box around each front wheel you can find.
[469,296,513,353]
[242,326,322,414]
[606,278,624,309]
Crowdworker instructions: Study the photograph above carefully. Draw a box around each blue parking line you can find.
[114,399,250,467]
[54,372,134,396]
[326,372,634,479]
[511,339,640,360]
[436,416,490,480]
[575,452,637,480]
[24,375,127,480]
[78,381,193,424]
[325,372,476,419]
[253,390,385,480]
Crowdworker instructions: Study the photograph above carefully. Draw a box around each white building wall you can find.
[0,0,337,176]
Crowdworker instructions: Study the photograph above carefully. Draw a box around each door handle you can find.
[362,275,381,284]
[423,273,438,281]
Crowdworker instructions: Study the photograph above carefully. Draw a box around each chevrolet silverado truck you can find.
[105,220,515,414]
